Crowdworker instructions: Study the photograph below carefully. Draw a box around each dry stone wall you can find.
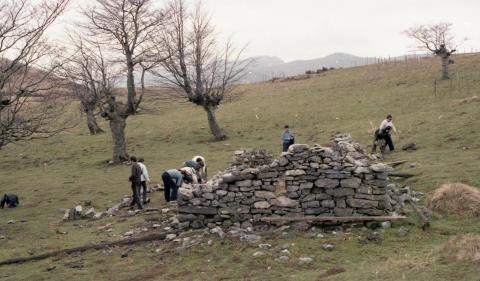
[177,134,395,229]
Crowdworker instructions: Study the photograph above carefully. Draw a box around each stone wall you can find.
[177,134,395,229]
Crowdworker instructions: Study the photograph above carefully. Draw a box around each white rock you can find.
[166,234,177,241]
[281,249,291,255]
[298,257,314,265]
[276,256,289,262]
[258,243,272,249]
[252,251,265,257]
[210,226,225,239]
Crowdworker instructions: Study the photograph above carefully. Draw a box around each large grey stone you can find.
[258,171,279,179]
[304,208,328,215]
[236,180,252,187]
[178,206,218,215]
[299,182,314,189]
[203,193,215,200]
[286,185,299,192]
[302,201,320,208]
[370,163,393,173]
[346,198,378,208]
[314,178,339,189]
[321,200,335,208]
[255,191,276,199]
[357,208,385,216]
[278,157,289,166]
[254,201,271,209]
[178,188,194,200]
[340,178,362,188]
[334,207,353,216]
[270,196,299,208]
[288,144,309,153]
[325,188,354,197]
[285,169,306,176]
[354,166,370,174]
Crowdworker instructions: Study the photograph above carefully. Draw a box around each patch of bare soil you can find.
[120,265,167,281]
[427,183,480,217]
[316,266,346,280]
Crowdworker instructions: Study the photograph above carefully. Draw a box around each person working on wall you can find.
[379,114,399,151]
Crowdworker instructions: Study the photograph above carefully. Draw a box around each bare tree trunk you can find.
[126,54,137,114]
[109,115,129,163]
[204,105,226,140]
[441,56,449,79]
[85,108,103,135]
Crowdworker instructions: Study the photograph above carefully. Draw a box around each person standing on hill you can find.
[379,114,399,151]
[162,169,184,204]
[137,157,150,204]
[281,125,295,152]
[129,156,143,209]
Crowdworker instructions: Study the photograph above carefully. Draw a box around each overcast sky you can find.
[52,0,479,62]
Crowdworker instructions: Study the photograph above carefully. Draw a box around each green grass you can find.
[0,54,479,280]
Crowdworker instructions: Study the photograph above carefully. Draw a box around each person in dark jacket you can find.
[372,126,392,154]
[161,169,184,203]
[1,193,19,208]
[129,156,143,209]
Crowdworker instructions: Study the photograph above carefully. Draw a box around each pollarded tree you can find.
[152,0,248,140]
[82,0,165,163]
[404,22,461,79]
[0,0,71,149]
[60,38,113,135]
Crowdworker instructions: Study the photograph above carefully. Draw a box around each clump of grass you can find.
[428,183,480,217]
[438,234,480,261]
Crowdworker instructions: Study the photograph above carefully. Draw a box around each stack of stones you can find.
[177,134,395,229]
[230,148,273,169]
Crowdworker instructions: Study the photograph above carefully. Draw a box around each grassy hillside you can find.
[0,53,479,281]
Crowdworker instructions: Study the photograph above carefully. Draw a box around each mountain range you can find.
[239,52,379,82]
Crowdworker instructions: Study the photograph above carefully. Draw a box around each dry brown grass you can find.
[458,95,480,104]
[438,234,480,262]
[428,183,480,217]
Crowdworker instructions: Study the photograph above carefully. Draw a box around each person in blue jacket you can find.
[281,125,294,152]
[162,169,184,203]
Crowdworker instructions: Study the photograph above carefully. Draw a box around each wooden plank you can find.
[0,230,178,267]
[260,215,407,222]
[384,160,407,167]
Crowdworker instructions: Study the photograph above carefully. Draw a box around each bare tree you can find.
[404,22,460,79]
[0,0,72,149]
[82,0,165,163]
[59,38,113,135]
[152,0,247,140]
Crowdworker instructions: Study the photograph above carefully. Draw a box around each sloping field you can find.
[0,54,479,280]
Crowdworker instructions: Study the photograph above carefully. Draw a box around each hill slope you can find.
[0,53,479,280]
